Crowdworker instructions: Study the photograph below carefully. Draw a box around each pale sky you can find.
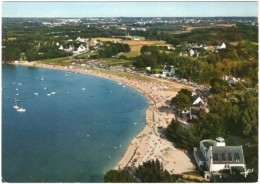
[2,1,258,17]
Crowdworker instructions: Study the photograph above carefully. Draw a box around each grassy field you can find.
[215,23,236,27]
[100,58,132,66]
[91,37,122,42]
[38,57,71,65]
[7,37,17,41]
[77,52,98,59]
[121,40,169,58]
[159,50,173,54]
[89,37,172,58]
[94,68,158,83]
[121,51,141,58]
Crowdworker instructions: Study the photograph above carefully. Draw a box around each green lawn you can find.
[38,57,71,66]
[122,51,141,58]
[100,58,133,66]
[153,68,163,74]
[94,68,158,83]
[159,50,173,54]
[77,52,98,59]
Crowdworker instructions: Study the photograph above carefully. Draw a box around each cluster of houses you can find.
[55,37,103,54]
[194,137,252,180]
[223,75,246,86]
[179,42,226,58]
[179,49,200,58]
[187,43,208,50]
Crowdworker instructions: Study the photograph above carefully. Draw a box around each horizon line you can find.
[3,16,258,18]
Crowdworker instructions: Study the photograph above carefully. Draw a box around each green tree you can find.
[134,159,179,182]
[104,170,137,183]
[170,89,192,117]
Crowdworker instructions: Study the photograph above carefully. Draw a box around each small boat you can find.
[16,99,21,102]
[51,92,56,95]
[6,97,11,99]
[15,88,19,91]
[41,75,44,81]
[18,83,22,86]
[122,85,126,88]
[118,83,122,85]
[13,98,19,109]
[65,74,69,77]
[16,93,19,96]
[12,82,16,85]
[17,107,26,112]
[82,88,86,91]
[44,86,47,90]
[34,93,39,96]
[134,122,138,125]
[47,94,52,96]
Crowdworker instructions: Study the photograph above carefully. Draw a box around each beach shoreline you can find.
[10,61,196,174]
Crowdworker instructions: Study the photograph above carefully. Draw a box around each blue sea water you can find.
[2,64,148,182]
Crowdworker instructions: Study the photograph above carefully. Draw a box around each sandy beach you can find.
[14,61,196,174]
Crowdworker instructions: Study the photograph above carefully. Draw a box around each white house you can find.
[162,65,175,76]
[59,45,63,50]
[73,44,86,54]
[146,66,151,71]
[217,42,226,49]
[194,137,247,179]
[76,37,85,42]
[77,44,86,53]
[93,40,99,46]
[167,45,175,50]
[56,42,59,46]
[189,49,195,57]
[193,96,204,106]
[133,36,140,41]
[179,52,188,56]
[64,45,74,52]
[202,44,207,50]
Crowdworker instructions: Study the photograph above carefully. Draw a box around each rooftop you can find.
[212,146,245,165]
[201,140,215,149]
[194,147,206,162]
[163,65,173,72]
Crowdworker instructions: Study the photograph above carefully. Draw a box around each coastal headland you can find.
[13,61,196,174]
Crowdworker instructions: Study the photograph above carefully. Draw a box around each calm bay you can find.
[2,64,148,182]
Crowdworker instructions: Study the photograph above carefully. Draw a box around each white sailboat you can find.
[34,92,39,96]
[17,106,26,112]
[13,98,19,109]
[17,102,26,112]
[41,75,44,81]
[44,84,47,90]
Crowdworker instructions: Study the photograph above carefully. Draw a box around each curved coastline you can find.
[11,62,195,174]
